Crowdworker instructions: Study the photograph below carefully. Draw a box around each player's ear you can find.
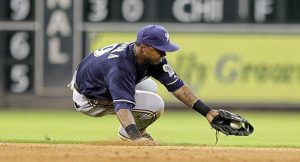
[140,44,147,49]
[140,44,147,53]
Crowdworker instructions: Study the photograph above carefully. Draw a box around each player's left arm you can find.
[171,84,218,123]
[172,84,254,137]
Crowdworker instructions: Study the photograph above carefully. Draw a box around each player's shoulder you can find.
[105,43,135,71]
[93,43,131,58]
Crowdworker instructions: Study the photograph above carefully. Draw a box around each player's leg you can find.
[135,78,157,93]
[70,70,114,117]
[134,78,164,131]
[72,88,114,117]
[118,90,164,140]
[72,78,159,117]
[119,78,164,140]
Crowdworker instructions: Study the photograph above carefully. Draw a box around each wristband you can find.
[125,124,143,140]
[192,100,212,117]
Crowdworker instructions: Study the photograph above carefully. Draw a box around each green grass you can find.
[0,109,299,148]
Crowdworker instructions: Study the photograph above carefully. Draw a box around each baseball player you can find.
[70,25,220,145]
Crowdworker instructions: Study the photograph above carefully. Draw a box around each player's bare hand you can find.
[206,109,219,123]
[133,137,159,146]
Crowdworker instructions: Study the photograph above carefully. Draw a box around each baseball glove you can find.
[210,109,254,137]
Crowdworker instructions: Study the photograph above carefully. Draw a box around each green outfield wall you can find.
[90,33,300,105]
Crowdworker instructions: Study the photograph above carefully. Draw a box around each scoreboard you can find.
[0,0,81,97]
[0,0,35,98]
[0,0,300,107]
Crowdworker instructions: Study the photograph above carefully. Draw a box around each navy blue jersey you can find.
[76,43,184,111]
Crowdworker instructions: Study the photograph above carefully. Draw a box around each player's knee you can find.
[136,78,158,93]
[151,93,164,116]
[135,90,164,116]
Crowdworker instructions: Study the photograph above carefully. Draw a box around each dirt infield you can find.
[1,142,300,162]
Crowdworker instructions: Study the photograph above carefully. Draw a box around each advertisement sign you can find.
[90,33,300,104]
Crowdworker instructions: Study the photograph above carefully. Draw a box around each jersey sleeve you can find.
[106,65,136,112]
[150,59,184,92]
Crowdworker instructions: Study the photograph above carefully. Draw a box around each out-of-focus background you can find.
[1,0,300,146]
[1,0,300,110]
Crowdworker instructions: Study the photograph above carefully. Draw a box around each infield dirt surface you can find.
[1,142,300,162]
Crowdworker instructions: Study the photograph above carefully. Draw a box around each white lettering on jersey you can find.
[94,43,129,58]
[111,42,129,54]
[107,53,119,59]
[94,44,118,57]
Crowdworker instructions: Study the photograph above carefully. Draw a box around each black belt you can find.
[74,83,114,108]
[74,83,82,94]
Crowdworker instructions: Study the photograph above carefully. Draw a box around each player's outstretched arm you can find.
[172,84,254,138]
[171,84,218,123]
[171,84,197,107]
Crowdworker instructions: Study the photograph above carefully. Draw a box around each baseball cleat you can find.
[142,132,154,141]
[118,131,131,141]
[118,126,154,141]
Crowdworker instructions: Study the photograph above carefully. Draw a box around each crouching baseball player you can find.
[70,25,253,145]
